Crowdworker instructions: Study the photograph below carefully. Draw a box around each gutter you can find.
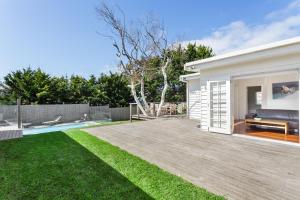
[179,72,201,82]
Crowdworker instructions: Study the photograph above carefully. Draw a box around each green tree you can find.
[0,67,52,104]
[167,44,214,102]
[68,75,89,104]
[144,44,214,102]
[0,69,132,107]
[48,76,70,104]
[0,44,213,106]
[97,72,133,107]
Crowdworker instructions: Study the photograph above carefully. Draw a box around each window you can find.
[256,91,262,105]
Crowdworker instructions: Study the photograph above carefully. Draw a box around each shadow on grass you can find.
[0,132,153,200]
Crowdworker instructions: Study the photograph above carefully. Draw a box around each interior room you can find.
[233,71,299,143]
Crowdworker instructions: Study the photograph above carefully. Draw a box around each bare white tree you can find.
[96,3,148,116]
[97,3,173,117]
[143,19,172,117]
[128,30,153,113]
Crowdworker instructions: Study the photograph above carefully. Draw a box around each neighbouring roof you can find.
[184,36,300,72]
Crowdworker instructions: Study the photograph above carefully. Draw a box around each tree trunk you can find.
[140,78,150,113]
[156,59,170,117]
[130,79,148,116]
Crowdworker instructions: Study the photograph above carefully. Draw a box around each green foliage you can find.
[144,43,214,102]
[0,68,52,104]
[0,128,224,199]
[0,43,213,106]
[0,68,132,107]
[97,72,132,107]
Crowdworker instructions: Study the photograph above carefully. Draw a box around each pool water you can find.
[23,121,98,135]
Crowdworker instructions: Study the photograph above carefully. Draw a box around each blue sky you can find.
[0,0,299,79]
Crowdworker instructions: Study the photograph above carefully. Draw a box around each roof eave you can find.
[179,72,201,82]
[184,36,300,71]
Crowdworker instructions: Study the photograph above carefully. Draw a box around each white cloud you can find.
[266,0,300,20]
[184,0,300,54]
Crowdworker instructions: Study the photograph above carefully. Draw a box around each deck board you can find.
[86,119,300,200]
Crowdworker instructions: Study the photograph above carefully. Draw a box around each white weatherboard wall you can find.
[184,38,300,137]
[233,72,299,120]
[188,79,201,120]
[199,82,208,130]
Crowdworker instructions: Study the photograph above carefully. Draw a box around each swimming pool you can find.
[23,121,99,135]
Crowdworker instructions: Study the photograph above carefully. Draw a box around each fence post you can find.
[137,104,140,119]
[129,104,132,123]
[17,98,21,129]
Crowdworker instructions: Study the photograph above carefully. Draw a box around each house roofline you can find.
[179,72,200,82]
[184,36,300,72]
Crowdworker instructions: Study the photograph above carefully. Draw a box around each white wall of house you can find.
[199,81,208,130]
[183,38,300,139]
[233,72,299,120]
[195,52,300,125]
[187,78,201,120]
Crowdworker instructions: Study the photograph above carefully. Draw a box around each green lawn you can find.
[0,128,224,200]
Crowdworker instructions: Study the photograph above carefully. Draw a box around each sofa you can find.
[246,109,299,134]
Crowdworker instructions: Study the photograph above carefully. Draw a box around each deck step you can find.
[131,115,156,120]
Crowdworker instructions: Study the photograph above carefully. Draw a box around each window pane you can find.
[256,92,262,105]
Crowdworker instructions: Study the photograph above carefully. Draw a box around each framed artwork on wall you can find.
[272,81,299,99]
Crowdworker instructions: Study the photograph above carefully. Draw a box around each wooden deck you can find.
[0,125,23,141]
[86,119,300,200]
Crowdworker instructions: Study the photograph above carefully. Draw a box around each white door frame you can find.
[208,79,231,134]
[299,68,300,144]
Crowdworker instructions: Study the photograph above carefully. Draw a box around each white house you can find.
[180,37,300,144]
